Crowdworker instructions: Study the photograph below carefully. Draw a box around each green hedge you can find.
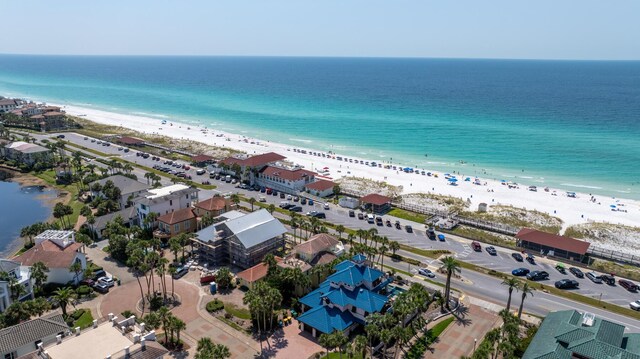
[206,299,224,313]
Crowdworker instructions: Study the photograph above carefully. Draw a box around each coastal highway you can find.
[36,132,640,323]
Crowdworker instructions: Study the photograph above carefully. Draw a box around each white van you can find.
[367,214,375,224]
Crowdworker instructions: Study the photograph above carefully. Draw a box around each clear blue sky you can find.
[2,0,639,60]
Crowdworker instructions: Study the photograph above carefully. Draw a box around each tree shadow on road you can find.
[452,304,472,327]
[256,329,289,358]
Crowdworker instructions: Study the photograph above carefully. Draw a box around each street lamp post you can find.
[474,338,477,352]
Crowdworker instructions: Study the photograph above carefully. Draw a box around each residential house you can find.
[237,256,311,290]
[193,209,287,269]
[90,207,137,240]
[193,195,229,218]
[0,260,34,313]
[221,152,286,183]
[256,166,316,194]
[523,309,640,359]
[14,230,86,285]
[155,207,197,239]
[0,313,69,359]
[297,255,393,337]
[304,179,336,198]
[133,184,199,227]
[0,141,51,166]
[89,175,151,209]
[294,233,343,265]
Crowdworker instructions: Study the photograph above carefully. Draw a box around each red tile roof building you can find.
[304,180,336,197]
[360,194,392,214]
[156,208,197,238]
[516,228,591,261]
[257,166,316,193]
[194,196,229,218]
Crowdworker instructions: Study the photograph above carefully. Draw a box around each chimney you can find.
[140,338,146,350]
[56,334,62,344]
[93,319,98,328]
[139,323,146,333]
[124,346,130,355]
[37,343,43,352]
[133,334,140,343]
[75,327,81,335]
[112,316,118,326]
[108,313,114,321]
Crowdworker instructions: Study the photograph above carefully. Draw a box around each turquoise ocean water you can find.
[0,55,639,199]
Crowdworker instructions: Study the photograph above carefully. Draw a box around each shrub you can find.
[206,299,224,313]
[76,285,93,297]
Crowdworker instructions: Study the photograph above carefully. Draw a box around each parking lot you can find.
[53,132,640,310]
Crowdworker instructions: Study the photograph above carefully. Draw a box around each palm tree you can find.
[30,262,49,295]
[440,256,461,310]
[171,316,186,346]
[389,240,400,256]
[335,225,345,239]
[502,277,520,313]
[230,193,240,208]
[319,333,335,357]
[157,306,172,337]
[53,287,76,317]
[68,261,83,285]
[144,172,154,184]
[352,335,367,359]
[517,282,535,319]
[355,229,365,245]
[195,338,231,359]
[267,204,275,214]
[248,197,256,212]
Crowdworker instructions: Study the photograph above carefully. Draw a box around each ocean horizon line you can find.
[1,53,640,62]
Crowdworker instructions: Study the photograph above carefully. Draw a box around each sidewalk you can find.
[426,304,502,358]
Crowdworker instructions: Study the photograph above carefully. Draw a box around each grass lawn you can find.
[72,309,94,329]
[224,302,251,320]
[33,170,84,228]
[323,352,363,359]
[388,208,427,224]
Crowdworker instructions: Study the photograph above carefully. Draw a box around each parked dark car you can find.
[471,241,482,252]
[357,212,364,220]
[618,279,638,292]
[172,266,188,279]
[289,206,303,213]
[375,217,383,226]
[555,279,579,289]
[427,227,436,240]
[405,225,413,233]
[386,220,392,227]
[512,268,530,276]
[348,210,355,217]
[512,253,524,262]
[92,269,107,280]
[485,246,497,255]
[600,274,616,286]
[569,267,584,278]
[526,254,535,264]
[395,221,401,229]
[526,270,549,281]
[300,198,307,205]
[555,264,567,275]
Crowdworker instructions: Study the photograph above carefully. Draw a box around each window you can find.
[174,224,180,232]
[185,221,190,229]
[5,352,16,359]
[170,200,173,206]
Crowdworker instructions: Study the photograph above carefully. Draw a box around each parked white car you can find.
[630,300,640,311]
[98,276,115,287]
[418,268,436,278]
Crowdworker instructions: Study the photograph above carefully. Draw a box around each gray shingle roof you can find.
[0,259,20,274]
[221,209,286,249]
[0,313,69,353]
[91,175,150,196]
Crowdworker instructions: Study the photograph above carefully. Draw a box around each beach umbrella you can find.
[448,178,458,182]
[465,177,471,181]
[610,204,617,208]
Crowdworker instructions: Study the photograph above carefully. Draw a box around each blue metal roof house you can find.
[297,255,393,338]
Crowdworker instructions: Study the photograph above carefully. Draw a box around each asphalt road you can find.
[39,131,640,330]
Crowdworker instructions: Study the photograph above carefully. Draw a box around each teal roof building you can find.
[524,310,640,359]
[297,255,393,337]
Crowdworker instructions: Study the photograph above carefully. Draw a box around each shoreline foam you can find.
[52,102,640,232]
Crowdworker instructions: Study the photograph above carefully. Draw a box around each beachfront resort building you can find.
[0,259,34,313]
[89,174,151,209]
[256,165,317,193]
[133,184,199,227]
[193,209,287,269]
[220,152,286,182]
[0,141,51,166]
[0,98,20,113]
[297,254,393,337]
[14,230,87,285]
[523,310,640,359]
[0,313,70,359]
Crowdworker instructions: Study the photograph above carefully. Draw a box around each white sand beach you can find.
[61,104,640,237]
